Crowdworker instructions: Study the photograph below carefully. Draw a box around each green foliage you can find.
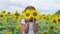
[0,17,22,34]
[37,20,60,34]
[55,10,60,15]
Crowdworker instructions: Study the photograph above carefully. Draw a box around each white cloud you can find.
[9,5,24,13]
[0,0,60,14]
[0,4,24,14]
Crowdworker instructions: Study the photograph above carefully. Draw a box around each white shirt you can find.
[21,19,38,34]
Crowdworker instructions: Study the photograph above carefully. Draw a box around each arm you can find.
[33,22,38,33]
[21,20,29,34]
[21,22,29,33]
[33,19,38,33]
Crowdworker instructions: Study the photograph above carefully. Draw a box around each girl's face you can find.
[25,6,36,22]
[29,17,33,22]
[25,17,33,23]
[29,17,36,22]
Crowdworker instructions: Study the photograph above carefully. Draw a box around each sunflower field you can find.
[0,10,60,34]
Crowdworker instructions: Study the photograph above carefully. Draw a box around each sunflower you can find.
[17,16,21,23]
[16,25,21,30]
[57,17,60,23]
[13,11,20,19]
[22,10,26,13]
[49,17,53,22]
[6,32,11,34]
[42,15,47,20]
[42,14,46,17]
[53,19,58,25]
[43,32,48,34]
[31,10,40,20]
[47,18,49,21]
[49,26,55,30]
[0,14,3,18]
[14,11,20,17]
[47,16,52,22]
[6,12,12,17]
[1,10,7,17]
[49,18,53,22]
[7,12,11,15]
[22,10,31,20]
[41,16,45,21]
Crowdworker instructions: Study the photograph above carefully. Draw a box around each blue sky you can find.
[0,0,60,14]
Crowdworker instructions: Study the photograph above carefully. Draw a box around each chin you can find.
[30,19,33,22]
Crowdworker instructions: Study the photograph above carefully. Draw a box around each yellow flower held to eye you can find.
[22,9,40,20]
[22,10,31,20]
[31,10,40,19]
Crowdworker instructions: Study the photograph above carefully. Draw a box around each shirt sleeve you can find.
[21,18,25,25]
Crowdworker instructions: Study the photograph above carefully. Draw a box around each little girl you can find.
[21,6,38,34]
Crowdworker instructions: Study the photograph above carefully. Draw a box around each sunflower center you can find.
[47,18,49,20]
[44,17,46,19]
[50,26,54,30]
[8,12,10,14]
[43,32,48,34]
[53,20,56,23]
[33,12,37,16]
[0,15,3,17]
[58,19,60,22]
[3,11,5,13]
[26,13,30,17]
[15,13,19,16]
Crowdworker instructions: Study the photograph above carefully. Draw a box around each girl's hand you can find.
[26,20,29,23]
[33,18,36,23]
